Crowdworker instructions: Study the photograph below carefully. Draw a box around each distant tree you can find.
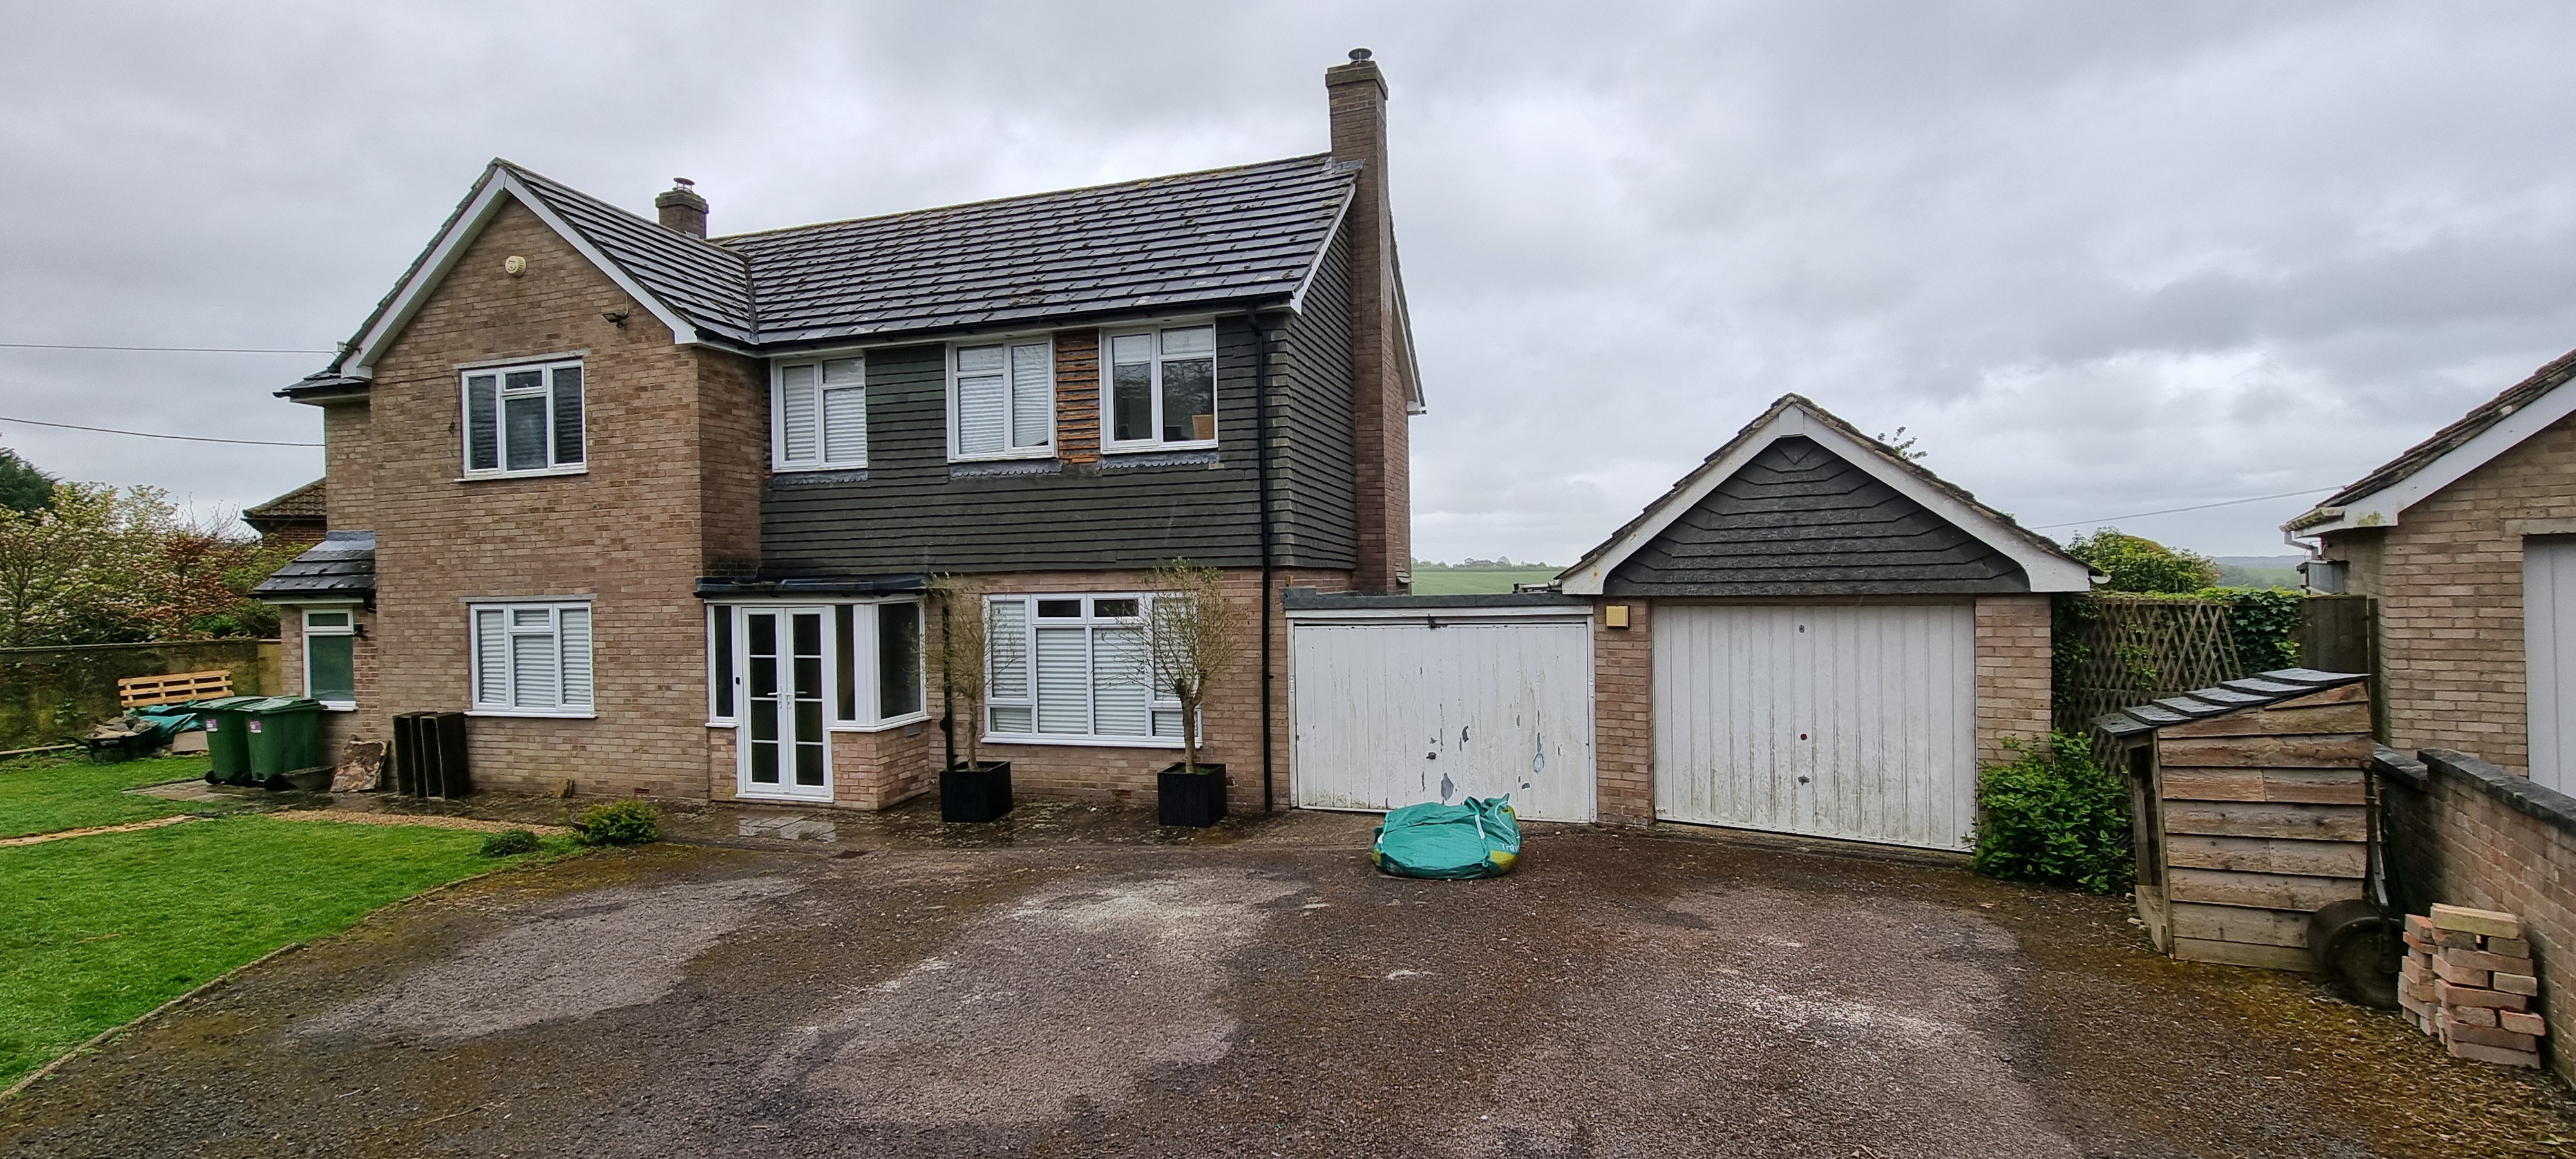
[2065,529,2220,594]
[0,448,53,514]
[0,482,294,646]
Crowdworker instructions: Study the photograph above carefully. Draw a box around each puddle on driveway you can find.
[761,867,1302,1126]
[297,876,804,1042]
[735,813,840,842]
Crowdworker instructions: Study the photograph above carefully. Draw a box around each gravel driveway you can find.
[3,809,2569,1158]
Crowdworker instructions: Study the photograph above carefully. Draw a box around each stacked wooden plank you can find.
[2401,904,2548,1068]
[2099,672,2373,971]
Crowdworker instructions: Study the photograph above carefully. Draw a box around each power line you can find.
[0,342,335,354]
[0,415,321,448]
[2028,486,2339,532]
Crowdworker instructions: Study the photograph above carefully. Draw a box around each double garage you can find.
[1288,397,2091,851]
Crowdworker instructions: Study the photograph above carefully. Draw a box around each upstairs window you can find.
[949,339,1054,460]
[1105,325,1217,451]
[773,357,867,470]
[463,359,584,476]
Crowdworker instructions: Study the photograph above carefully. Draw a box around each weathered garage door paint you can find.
[2526,536,2576,793]
[1291,610,1595,822]
[1655,603,1977,849]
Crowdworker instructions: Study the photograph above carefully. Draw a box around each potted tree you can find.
[929,576,1014,822]
[1139,560,1251,827]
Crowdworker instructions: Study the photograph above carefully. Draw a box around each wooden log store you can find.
[2095,668,2376,972]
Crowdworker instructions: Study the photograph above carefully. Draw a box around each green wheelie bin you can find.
[239,697,327,787]
[194,695,269,785]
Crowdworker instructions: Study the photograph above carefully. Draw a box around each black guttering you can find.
[1254,305,1276,814]
[694,574,928,598]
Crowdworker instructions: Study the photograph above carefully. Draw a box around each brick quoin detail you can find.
[1975,594,2053,767]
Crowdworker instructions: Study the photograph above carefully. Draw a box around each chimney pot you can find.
[654,179,709,238]
[1349,47,1371,61]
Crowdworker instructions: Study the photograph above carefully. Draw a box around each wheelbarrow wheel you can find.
[2308,898,2402,1009]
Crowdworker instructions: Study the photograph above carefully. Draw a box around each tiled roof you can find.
[250,531,375,601]
[243,478,327,521]
[2322,345,2576,508]
[506,164,759,343]
[2092,668,2368,738]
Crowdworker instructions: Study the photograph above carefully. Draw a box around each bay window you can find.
[703,599,926,731]
[463,359,584,476]
[983,594,1183,744]
[773,356,868,470]
[949,338,1054,460]
[1104,325,1216,451]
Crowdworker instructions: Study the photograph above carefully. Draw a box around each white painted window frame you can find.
[945,334,1057,462]
[981,593,1184,748]
[459,357,587,480]
[1101,323,1220,454]
[467,599,596,718]
[299,605,361,711]
[770,355,869,471]
[703,598,928,733]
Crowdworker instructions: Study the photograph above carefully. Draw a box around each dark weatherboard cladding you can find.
[758,314,1359,577]
[1604,436,2029,597]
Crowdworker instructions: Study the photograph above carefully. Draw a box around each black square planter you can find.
[1158,762,1227,828]
[941,760,1013,823]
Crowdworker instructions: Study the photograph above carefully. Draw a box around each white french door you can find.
[739,607,831,800]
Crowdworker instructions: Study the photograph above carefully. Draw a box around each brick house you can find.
[2287,345,2576,792]
[240,478,328,549]
[254,52,1422,813]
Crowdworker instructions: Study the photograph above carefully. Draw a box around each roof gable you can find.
[2289,345,2576,535]
[1560,395,2094,596]
[1602,435,2029,596]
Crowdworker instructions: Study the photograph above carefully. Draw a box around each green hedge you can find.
[1970,733,2134,894]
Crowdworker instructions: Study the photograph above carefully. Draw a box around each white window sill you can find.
[831,711,932,733]
[980,733,1184,749]
[734,788,834,804]
[1103,440,1218,455]
[466,708,598,719]
[457,465,589,482]
[319,702,359,713]
[947,449,1054,464]
[772,460,869,473]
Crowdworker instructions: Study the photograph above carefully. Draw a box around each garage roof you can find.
[1557,395,2096,597]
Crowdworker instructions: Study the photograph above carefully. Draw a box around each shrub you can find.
[1969,733,2134,895]
[2193,585,2303,675]
[2065,529,2219,594]
[571,800,661,846]
[478,828,541,857]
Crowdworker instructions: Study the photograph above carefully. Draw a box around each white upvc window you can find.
[1103,324,1217,452]
[982,594,1183,746]
[703,599,927,730]
[772,356,868,470]
[301,607,358,709]
[462,359,585,476]
[948,337,1055,460]
[469,601,594,717]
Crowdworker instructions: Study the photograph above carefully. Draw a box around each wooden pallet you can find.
[116,669,234,708]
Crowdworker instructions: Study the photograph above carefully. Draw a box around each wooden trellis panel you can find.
[2057,597,2242,735]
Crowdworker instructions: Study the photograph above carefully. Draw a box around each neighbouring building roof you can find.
[242,478,327,523]
[250,530,375,601]
[317,154,1364,384]
[2287,344,2576,536]
[2092,668,2369,739]
[1556,394,2098,597]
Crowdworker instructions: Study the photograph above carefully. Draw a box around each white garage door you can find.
[2526,536,2576,793]
[1655,603,1976,850]
[1291,609,1595,822]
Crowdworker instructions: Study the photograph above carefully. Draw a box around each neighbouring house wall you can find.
[0,639,274,748]
[278,606,381,761]
[1593,598,1655,825]
[1975,594,2054,766]
[2320,413,2576,773]
[367,196,739,799]
[2382,746,2573,1084]
[323,402,374,529]
[758,318,1354,576]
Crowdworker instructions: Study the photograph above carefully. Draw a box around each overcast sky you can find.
[6,3,2575,563]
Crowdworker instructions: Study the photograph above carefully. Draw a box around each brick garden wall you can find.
[2382,746,2573,1082]
[0,639,274,749]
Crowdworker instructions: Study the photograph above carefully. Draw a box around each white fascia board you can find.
[346,172,700,376]
[1283,187,1357,319]
[2295,380,2576,534]
[1283,603,1589,624]
[1559,406,2092,595]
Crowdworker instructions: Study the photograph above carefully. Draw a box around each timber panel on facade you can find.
[1271,225,1359,569]
[1605,436,2028,596]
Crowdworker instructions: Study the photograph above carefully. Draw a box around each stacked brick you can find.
[2401,904,2548,1068]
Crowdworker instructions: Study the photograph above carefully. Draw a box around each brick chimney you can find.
[655,178,708,238]
[1327,48,1414,593]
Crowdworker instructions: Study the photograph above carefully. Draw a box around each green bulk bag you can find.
[1370,795,1521,880]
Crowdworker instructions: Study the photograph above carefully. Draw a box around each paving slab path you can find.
[2,812,2568,1158]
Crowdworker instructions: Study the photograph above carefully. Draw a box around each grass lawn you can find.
[0,815,574,1085]
[0,752,242,840]
[1409,568,1561,595]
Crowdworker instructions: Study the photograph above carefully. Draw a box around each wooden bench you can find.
[117,669,234,708]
